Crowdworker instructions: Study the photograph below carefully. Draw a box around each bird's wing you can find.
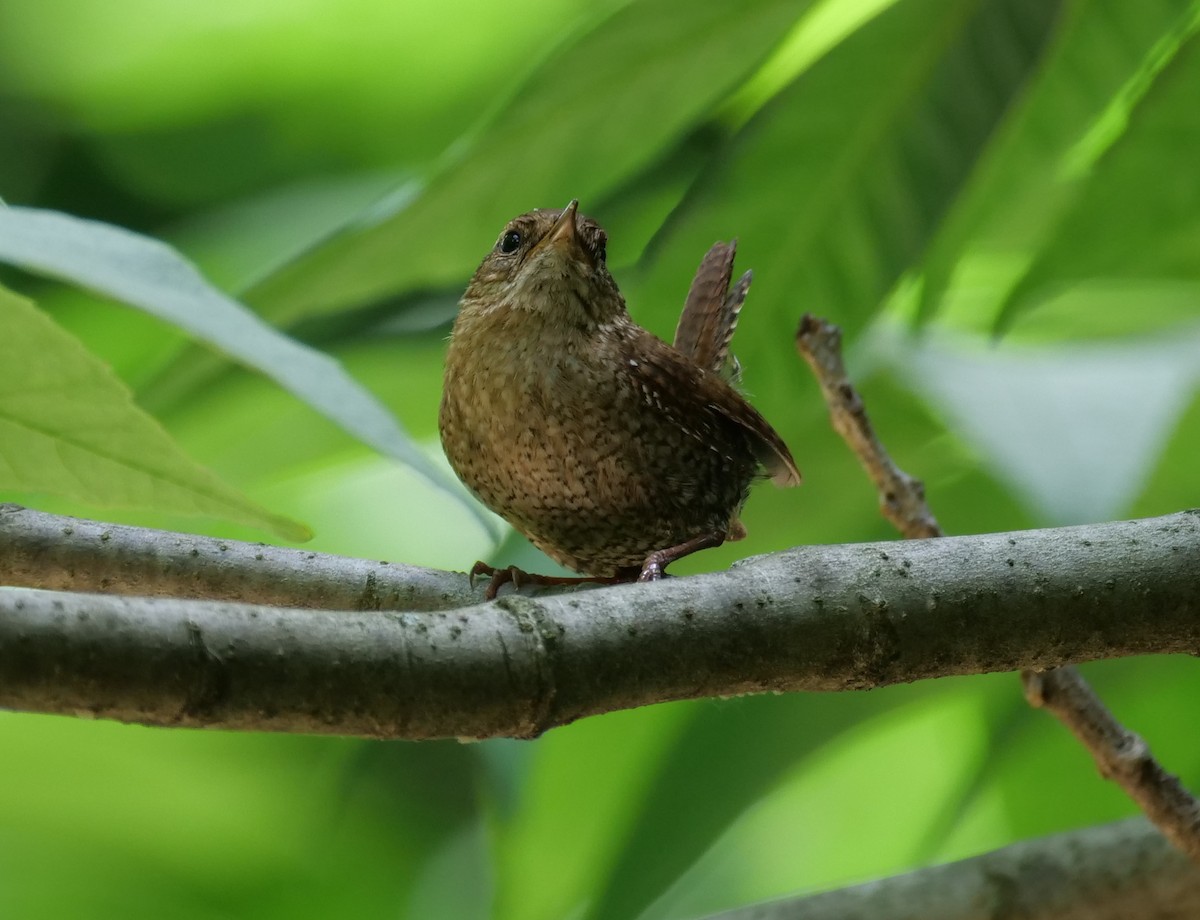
[630,331,800,487]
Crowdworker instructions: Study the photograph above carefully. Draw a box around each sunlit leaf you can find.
[996,282,1200,343]
[627,0,1066,356]
[0,284,307,540]
[916,0,1198,328]
[994,15,1200,332]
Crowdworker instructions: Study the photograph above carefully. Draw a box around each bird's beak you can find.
[548,199,579,248]
[544,199,592,265]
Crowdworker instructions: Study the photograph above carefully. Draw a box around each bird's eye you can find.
[499,230,522,254]
[596,242,607,263]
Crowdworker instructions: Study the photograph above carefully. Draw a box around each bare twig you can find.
[795,314,941,538]
[703,818,1200,920]
[1024,668,1200,863]
[795,313,1200,865]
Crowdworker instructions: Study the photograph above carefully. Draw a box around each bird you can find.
[439,200,799,598]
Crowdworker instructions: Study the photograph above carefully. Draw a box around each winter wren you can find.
[439,201,799,597]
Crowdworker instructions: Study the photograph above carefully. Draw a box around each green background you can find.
[2,0,1199,916]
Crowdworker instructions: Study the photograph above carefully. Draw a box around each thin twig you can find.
[1023,668,1200,863]
[795,312,1200,865]
[795,314,941,538]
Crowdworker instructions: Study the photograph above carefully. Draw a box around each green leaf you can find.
[245,0,817,321]
[915,0,1197,328]
[0,204,492,537]
[584,689,929,920]
[628,682,1002,920]
[627,0,1065,352]
[0,284,308,540]
[994,11,1200,333]
[489,704,694,920]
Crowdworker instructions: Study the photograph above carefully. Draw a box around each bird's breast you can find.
[441,320,634,509]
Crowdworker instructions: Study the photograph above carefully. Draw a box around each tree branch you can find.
[1,511,1198,739]
[703,818,1200,920]
[795,313,1200,865]
[1024,668,1200,863]
[0,503,481,610]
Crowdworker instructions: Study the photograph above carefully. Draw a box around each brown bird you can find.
[439,201,799,598]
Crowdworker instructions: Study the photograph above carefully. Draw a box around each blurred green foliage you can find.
[1,0,1199,917]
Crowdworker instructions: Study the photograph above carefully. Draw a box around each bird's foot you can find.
[469,562,629,600]
[637,531,728,583]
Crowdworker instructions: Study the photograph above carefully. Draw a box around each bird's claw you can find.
[469,561,523,600]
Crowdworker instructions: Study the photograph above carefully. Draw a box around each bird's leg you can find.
[638,532,726,582]
[469,561,633,600]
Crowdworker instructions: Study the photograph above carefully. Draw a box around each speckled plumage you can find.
[439,202,799,581]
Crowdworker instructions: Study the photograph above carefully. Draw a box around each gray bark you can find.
[0,503,479,609]
[704,818,1200,920]
[1,509,1197,740]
